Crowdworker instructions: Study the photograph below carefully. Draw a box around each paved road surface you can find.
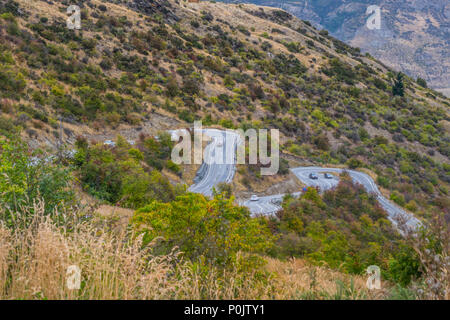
[241,192,301,216]
[180,129,421,232]
[290,167,420,231]
[186,129,240,198]
[52,127,421,234]
[64,128,420,232]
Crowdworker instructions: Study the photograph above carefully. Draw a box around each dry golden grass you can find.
[179,139,211,186]
[265,257,389,300]
[182,163,201,186]
[0,204,186,299]
[94,204,134,232]
[0,201,386,300]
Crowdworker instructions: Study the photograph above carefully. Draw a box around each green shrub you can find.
[347,158,363,169]
[390,191,406,207]
[272,175,403,275]
[416,77,427,88]
[0,136,75,227]
[75,135,177,208]
[387,246,421,286]
[322,58,357,84]
[133,193,274,266]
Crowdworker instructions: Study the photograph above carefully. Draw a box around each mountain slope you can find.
[222,0,450,94]
[0,0,448,220]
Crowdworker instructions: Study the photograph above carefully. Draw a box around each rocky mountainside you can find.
[0,0,448,300]
[0,0,449,218]
[224,0,450,94]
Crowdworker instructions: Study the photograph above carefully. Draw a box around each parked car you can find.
[309,173,318,180]
[324,173,334,179]
[250,195,259,201]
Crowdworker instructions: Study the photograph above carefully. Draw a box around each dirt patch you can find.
[83,111,182,143]
[95,204,134,231]
[233,169,303,200]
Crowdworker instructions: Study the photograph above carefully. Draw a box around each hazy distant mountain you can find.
[222,0,450,93]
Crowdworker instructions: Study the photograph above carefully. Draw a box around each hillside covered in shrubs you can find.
[0,0,448,299]
[0,0,448,218]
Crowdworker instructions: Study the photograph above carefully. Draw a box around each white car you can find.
[324,173,334,179]
[104,140,115,147]
[250,195,259,201]
[309,173,318,180]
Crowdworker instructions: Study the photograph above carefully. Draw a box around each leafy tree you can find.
[0,136,74,227]
[390,190,406,207]
[313,134,330,151]
[387,245,421,286]
[132,193,274,266]
[416,77,427,88]
[74,135,178,208]
[347,158,363,169]
[392,72,405,96]
[272,174,405,275]
[215,182,233,198]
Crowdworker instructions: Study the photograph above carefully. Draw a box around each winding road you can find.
[188,129,421,232]
[290,167,420,230]
[241,192,302,216]
[173,128,241,198]
[85,127,420,232]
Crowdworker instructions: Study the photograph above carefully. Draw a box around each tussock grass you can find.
[0,201,384,300]
[265,258,387,300]
[0,202,187,299]
[0,202,270,299]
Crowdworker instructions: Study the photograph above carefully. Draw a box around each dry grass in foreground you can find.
[265,257,389,300]
[0,202,389,300]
